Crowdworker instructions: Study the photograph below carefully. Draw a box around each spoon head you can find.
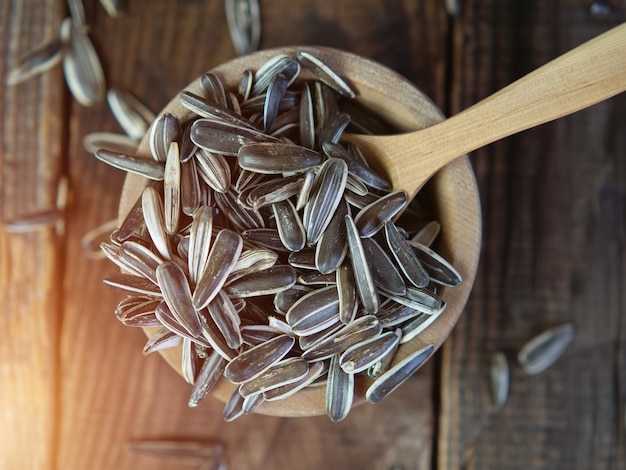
[119,46,481,417]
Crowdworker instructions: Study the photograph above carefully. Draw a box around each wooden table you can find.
[1,1,624,468]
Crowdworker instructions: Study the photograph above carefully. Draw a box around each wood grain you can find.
[0,1,65,469]
[439,2,626,469]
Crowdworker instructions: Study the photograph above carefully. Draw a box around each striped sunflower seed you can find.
[296,51,356,99]
[238,142,325,174]
[239,357,308,398]
[224,265,297,298]
[384,221,430,288]
[339,329,401,374]
[345,214,379,314]
[83,131,138,156]
[188,349,228,407]
[303,158,348,244]
[490,352,510,409]
[193,229,243,310]
[286,285,340,336]
[6,37,63,86]
[326,354,354,422]
[354,190,408,238]
[517,322,575,375]
[94,149,165,180]
[156,262,202,337]
[107,88,155,141]
[60,18,106,106]
[149,113,182,162]
[225,0,261,56]
[366,343,435,404]
[142,327,182,356]
[224,334,295,383]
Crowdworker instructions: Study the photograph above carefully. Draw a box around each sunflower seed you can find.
[67,0,88,31]
[272,199,306,252]
[104,273,163,297]
[181,91,253,132]
[239,358,308,398]
[141,186,170,259]
[242,228,288,252]
[517,323,575,375]
[214,190,264,232]
[399,309,443,344]
[99,0,122,17]
[187,206,213,283]
[149,113,181,162]
[315,199,348,274]
[367,329,402,378]
[223,387,246,422]
[296,51,356,99]
[490,352,509,409]
[377,300,421,328]
[252,54,299,96]
[345,214,379,314]
[225,0,261,56]
[6,37,63,86]
[156,262,202,337]
[142,327,182,355]
[119,241,163,284]
[299,82,315,149]
[83,131,138,155]
[336,262,358,324]
[298,271,336,286]
[302,315,381,362]
[224,334,295,383]
[94,149,165,180]
[193,229,243,310]
[263,360,326,401]
[264,73,289,132]
[116,191,146,242]
[326,354,354,422]
[273,284,313,314]
[339,330,400,374]
[181,159,202,217]
[354,191,408,238]
[241,325,281,346]
[296,169,315,211]
[287,249,317,270]
[384,221,430,288]
[207,290,243,349]
[195,148,231,193]
[4,209,62,233]
[366,343,435,404]
[188,349,228,407]
[303,158,348,244]
[107,89,155,141]
[408,241,462,287]
[238,69,254,101]
[247,174,303,209]
[322,141,391,191]
[60,18,105,106]
[115,296,161,328]
[361,237,406,296]
[229,248,279,282]
[163,142,181,235]
[286,285,340,336]
[181,338,199,385]
[238,142,324,174]
[319,112,350,145]
[224,265,297,298]
[200,72,228,108]
[388,287,445,315]
[242,392,265,414]
[198,310,239,360]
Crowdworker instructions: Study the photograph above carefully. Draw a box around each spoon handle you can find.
[388,22,626,192]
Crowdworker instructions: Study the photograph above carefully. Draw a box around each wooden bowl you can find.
[118,46,481,417]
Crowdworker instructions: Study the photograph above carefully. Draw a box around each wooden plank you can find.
[439,2,626,469]
[56,1,450,469]
[0,1,66,469]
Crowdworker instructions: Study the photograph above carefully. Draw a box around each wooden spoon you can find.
[345,23,626,199]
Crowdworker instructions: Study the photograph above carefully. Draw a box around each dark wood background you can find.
[1,1,624,469]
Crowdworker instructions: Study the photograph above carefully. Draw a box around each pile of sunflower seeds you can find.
[96,51,462,421]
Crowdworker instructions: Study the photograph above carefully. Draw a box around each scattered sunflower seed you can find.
[517,323,575,375]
